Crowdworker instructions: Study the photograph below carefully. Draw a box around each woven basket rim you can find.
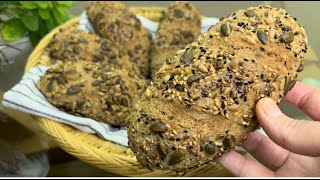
[25,6,235,177]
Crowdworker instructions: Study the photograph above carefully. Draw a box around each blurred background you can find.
[0,1,319,177]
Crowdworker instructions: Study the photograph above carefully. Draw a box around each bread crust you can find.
[128,5,307,173]
[150,1,201,78]
[87,1,152,77]
[37,60,146,127]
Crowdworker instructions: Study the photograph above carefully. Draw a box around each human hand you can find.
[216,81,320,177]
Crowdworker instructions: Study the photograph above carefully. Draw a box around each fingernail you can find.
[261,98,281,118]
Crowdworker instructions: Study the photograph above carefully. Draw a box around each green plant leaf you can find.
[21,15,39,32]
[38,8,50,20]
[35,1,49,9]
[28,31,41,46]
[19,1,38,10]
[9,7,28,17]
[1,18,27,42]
[45,12,58,31]
[38,18,48,37]
[48,2,53,8]
[56,1,73,7]
[52,6,66,24]
[1,1,20,6]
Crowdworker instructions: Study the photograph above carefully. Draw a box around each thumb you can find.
[256,98,320,157]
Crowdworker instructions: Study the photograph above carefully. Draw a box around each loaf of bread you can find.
[87,1,152,78]
[128,5,307,173]
[49,27,142,76]
[37,60,146,127]
[150,1,201,78]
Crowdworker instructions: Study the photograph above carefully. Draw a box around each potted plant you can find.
[0,1,73,90]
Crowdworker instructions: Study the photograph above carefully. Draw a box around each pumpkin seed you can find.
[287,81,296,94]
[150,121,167,133]
[73,47,81,54]
[168,150,184,165]
[180,50,194,64]
[105,97,113,105]
[93,54,104,62]
[57,74,66,85]
[222,135,236,149]
[280,32,295,43]
[108,51,116,59]
[141,159,154,171]
[187,74,201,84]
[67,85,81,95]
[157,142,168,158]
[244,10,255,17]
[101,65,111,72]
[205,143,215,155]
[174,9,184,18]
[120,97,129,107]
[99,85,108,92]
[166,57,174,65]
[63,41,69,48]
[47,79,55,92]
[257,30,268,44]
[78,38,88,44]
[76,100,85,109]
[65,70,77,74]
[284,77,296,95]
[92,80,102,86]
[297,63,304,72]
[220,23,232,36]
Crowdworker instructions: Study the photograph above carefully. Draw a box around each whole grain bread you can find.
[87,1,152,78]
[37,60,146,127]
[49,27,142,76]
[150,1,201,78]
[128,5,307,173]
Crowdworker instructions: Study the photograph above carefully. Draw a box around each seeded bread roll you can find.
[150,1,201,79]
[49,27,142,76]
[37,60,146,127]
[87,1,152,78]
[128,5,307,173]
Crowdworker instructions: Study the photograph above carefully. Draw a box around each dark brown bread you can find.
[128,5,307,173]
[87,1,152,78]
[150,1,201,78]
[37,60,146,127]
[49,27,142,76]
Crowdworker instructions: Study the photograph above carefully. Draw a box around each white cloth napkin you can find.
[2,12,221,147]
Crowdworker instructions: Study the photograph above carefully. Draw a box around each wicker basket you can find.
[25,6,241,177]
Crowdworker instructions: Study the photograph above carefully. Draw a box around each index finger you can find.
[283,81,320,121]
